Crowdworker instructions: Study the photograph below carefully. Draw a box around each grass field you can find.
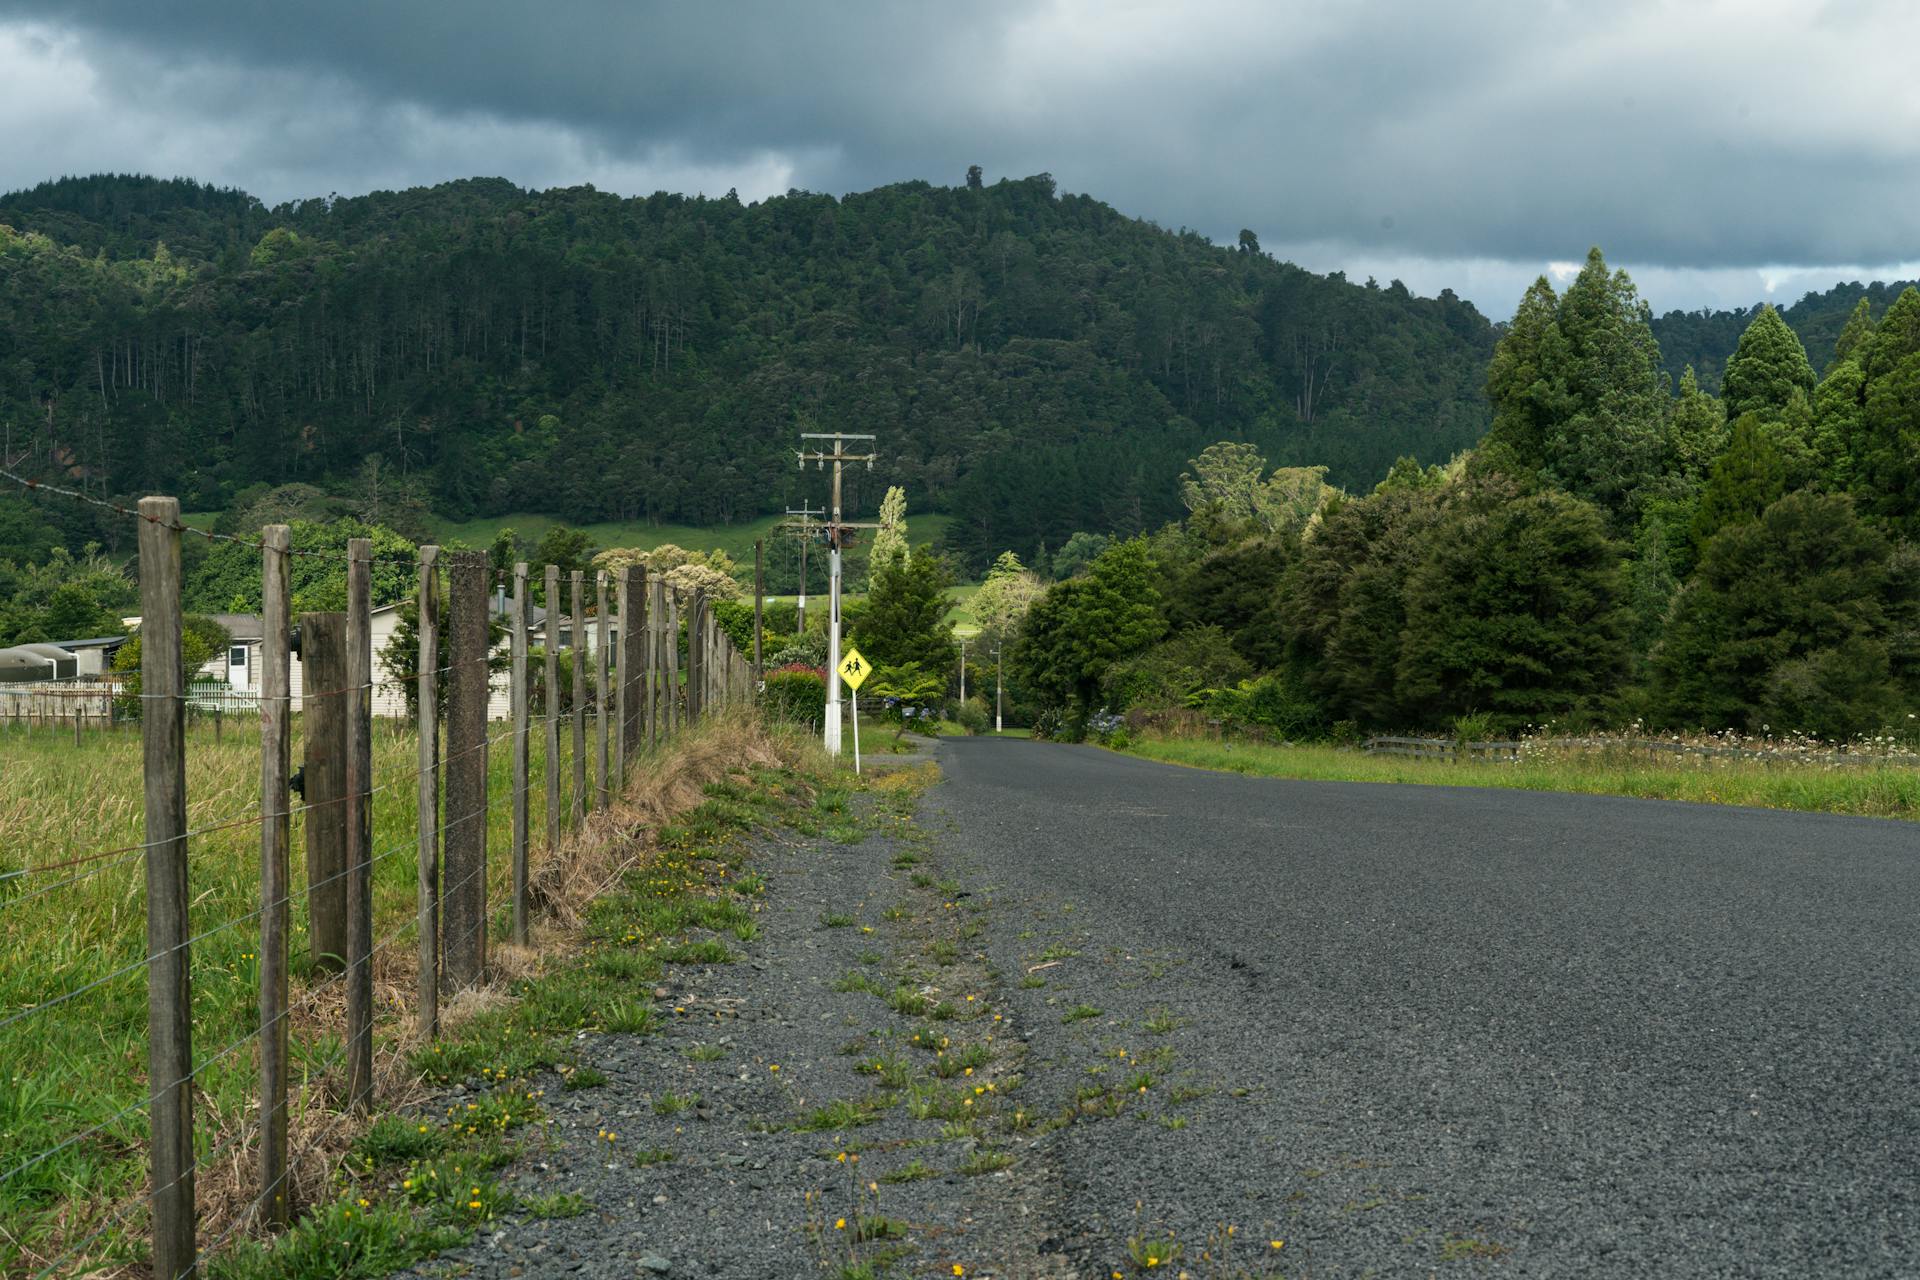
[426,511,955,566]
[0,713,592,1272]
[1121,734,1920,820]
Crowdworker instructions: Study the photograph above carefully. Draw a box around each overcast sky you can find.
[1,0,1915,316]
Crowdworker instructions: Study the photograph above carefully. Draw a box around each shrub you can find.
[762,665,826,723]
[1102,626,1251,712]
[951,696,990,735]
[1196,671,1327,740]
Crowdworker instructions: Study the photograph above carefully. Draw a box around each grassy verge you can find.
[0,710,820,1275]
[210,720,828,1279]
[1120,734,1920,820]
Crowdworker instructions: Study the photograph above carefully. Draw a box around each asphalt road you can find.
[928,738,1920,1277]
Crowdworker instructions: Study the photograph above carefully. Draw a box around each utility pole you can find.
[797,433,877,757]
[995,642,1003,733]
[959,637,966,704]
[782,504,824,637]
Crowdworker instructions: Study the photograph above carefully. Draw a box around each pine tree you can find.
[1690,416,1789,550]
[1543,249,1668,523]
[1665,366,1728,483]
[1482,277,1565,475]
[1720,305,1815,421]
[1831,297,1876,368]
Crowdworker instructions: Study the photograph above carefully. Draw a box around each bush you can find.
[112,614,232,715]
[951,696,990,735]
[1102,626,1251,712]
[1196,671,1327,740]
[762,665,826,724]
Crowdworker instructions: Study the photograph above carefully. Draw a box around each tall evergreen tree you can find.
[1543,248,1668,523]
[1690,416,1789,551]
[1482,277,1565,475]
[1665,366,1728,482]
[1720,305,1815,421]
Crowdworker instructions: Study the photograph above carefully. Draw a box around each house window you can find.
[230,646,248,669]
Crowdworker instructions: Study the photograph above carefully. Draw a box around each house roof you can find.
[50,635,128,650]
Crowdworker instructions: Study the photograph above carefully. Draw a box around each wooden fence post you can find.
[688,591,705,721]
[570,570,586,824]
[511,563,530,947]
[345,538,374,1112]
[301,613,348,970]
[544,565,560,851]
[258,524,291,1229]
[644,574,660,749]
[415,546,440,1040]
[753,539,764,689]
[663,591,680,735]
[621,567,645,759]
[615,568,629,784]
[444,551,489,989]
[595,569,610,810]
[138,495,194,1280]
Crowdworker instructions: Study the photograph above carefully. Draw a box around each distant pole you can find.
[257,523,291,1228]
[753,539,764,688]
[800,432,877,757]
[959,636,966,704]
[544,565,560,851]
[595,569,610,810]
[510,563,530,947]
[995,643,1003,734]
[344,537,374,1112]
[138,495,193,1280]
[570,570,586,823]
[415,546,440,1040]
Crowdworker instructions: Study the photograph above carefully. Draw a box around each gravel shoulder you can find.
[387,751,1073,1280]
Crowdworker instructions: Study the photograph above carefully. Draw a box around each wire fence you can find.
[0,487,762,1278]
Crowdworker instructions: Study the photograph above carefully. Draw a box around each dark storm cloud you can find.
[2,1,1916,310]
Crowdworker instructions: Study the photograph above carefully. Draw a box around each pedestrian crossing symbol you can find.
[837,647,871,691]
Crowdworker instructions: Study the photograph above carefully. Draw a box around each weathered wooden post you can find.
[139,496,194,1280]
[258,525,291,1228]
[544,565,560,851]
[621,566,645,761]
[688,591,706,721]
[570,570,586,824]
[415,546,440,1039]
[614,568,629,784]
[645,574,661,748]
[511,563,530,947]
[444,551,489,989]
[301,612,348,970]
[345,538,374,1112]
[666,591,682,733]
[596,569,610,810]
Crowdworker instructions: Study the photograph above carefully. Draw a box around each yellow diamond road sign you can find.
[837,646,871,691]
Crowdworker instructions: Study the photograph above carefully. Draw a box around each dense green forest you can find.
[1651,279,1917,396]
[998,251,1920,742]
[0,171,1497,567]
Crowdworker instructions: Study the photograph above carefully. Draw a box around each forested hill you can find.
[1651,278,1919,396]
[0,172,1495,565]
